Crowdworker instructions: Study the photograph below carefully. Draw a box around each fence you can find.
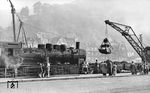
[0,65,79,78]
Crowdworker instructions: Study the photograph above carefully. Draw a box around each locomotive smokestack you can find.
[38,44,46,49]
[46,43,53,51]
[76,42,80,49]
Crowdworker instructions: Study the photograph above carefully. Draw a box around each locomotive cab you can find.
[0,42,22,68]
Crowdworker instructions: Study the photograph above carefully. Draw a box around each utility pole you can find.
[8,0,16,42]
[45,48,50,77]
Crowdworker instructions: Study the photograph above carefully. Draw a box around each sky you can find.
[1,0,150,29]
[0,0,150,45]
[0,0,75,28]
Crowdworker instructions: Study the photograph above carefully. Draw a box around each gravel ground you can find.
[0,74,150,93]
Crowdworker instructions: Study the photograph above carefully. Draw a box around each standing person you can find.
[112,63,117,76]
[12,66,18,78]
[39,63,43,78]
[47,62,50,77]
[106,59,113,76]
[145,64,149,74]
[130,61,137,75]
[14,67,18,78]
[93,59,99,74]
[82,61,88,74]
[139,63,144,75]
[79,62,83,74]
[46,57,50,77]
[42,63,47,78]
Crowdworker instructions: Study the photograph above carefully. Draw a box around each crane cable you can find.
[105,24,108,38]
[105,24,112,49]
[98,24,112,54]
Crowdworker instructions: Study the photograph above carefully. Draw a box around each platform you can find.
[0,73,133,83]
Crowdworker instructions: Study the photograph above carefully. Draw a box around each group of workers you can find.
[100,60,117,76]
[81,59,149,76]
[81,59,118,76]
[130,61,149,75]
[38,57,149,77]
[38,62,50,78]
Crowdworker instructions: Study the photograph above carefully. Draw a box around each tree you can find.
[20,6,29,17]
[33,1,42,15]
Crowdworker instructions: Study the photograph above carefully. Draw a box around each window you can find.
[8,48,13,56]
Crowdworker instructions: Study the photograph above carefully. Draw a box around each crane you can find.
[16,14,28,47]
[104,20,150,65]
[8,0,16,42]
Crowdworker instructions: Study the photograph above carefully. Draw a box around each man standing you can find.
[130,61,137,75]
[93,59,99,74]
[39,63,43,78]
[106,59,113,76]
[145,64,149,74]
[112,63,117,76]
[82,61,89,74]
[47,57,50,77]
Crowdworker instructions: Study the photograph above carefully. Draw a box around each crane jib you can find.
[104,20,149,63]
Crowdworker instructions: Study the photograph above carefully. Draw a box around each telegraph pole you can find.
[8,0,16,42]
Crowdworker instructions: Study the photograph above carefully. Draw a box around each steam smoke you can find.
[1,54,23,69]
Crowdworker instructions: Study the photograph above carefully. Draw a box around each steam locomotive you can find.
[21,42,86,66]
[17,42,86,76]
[0,42,86,77]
